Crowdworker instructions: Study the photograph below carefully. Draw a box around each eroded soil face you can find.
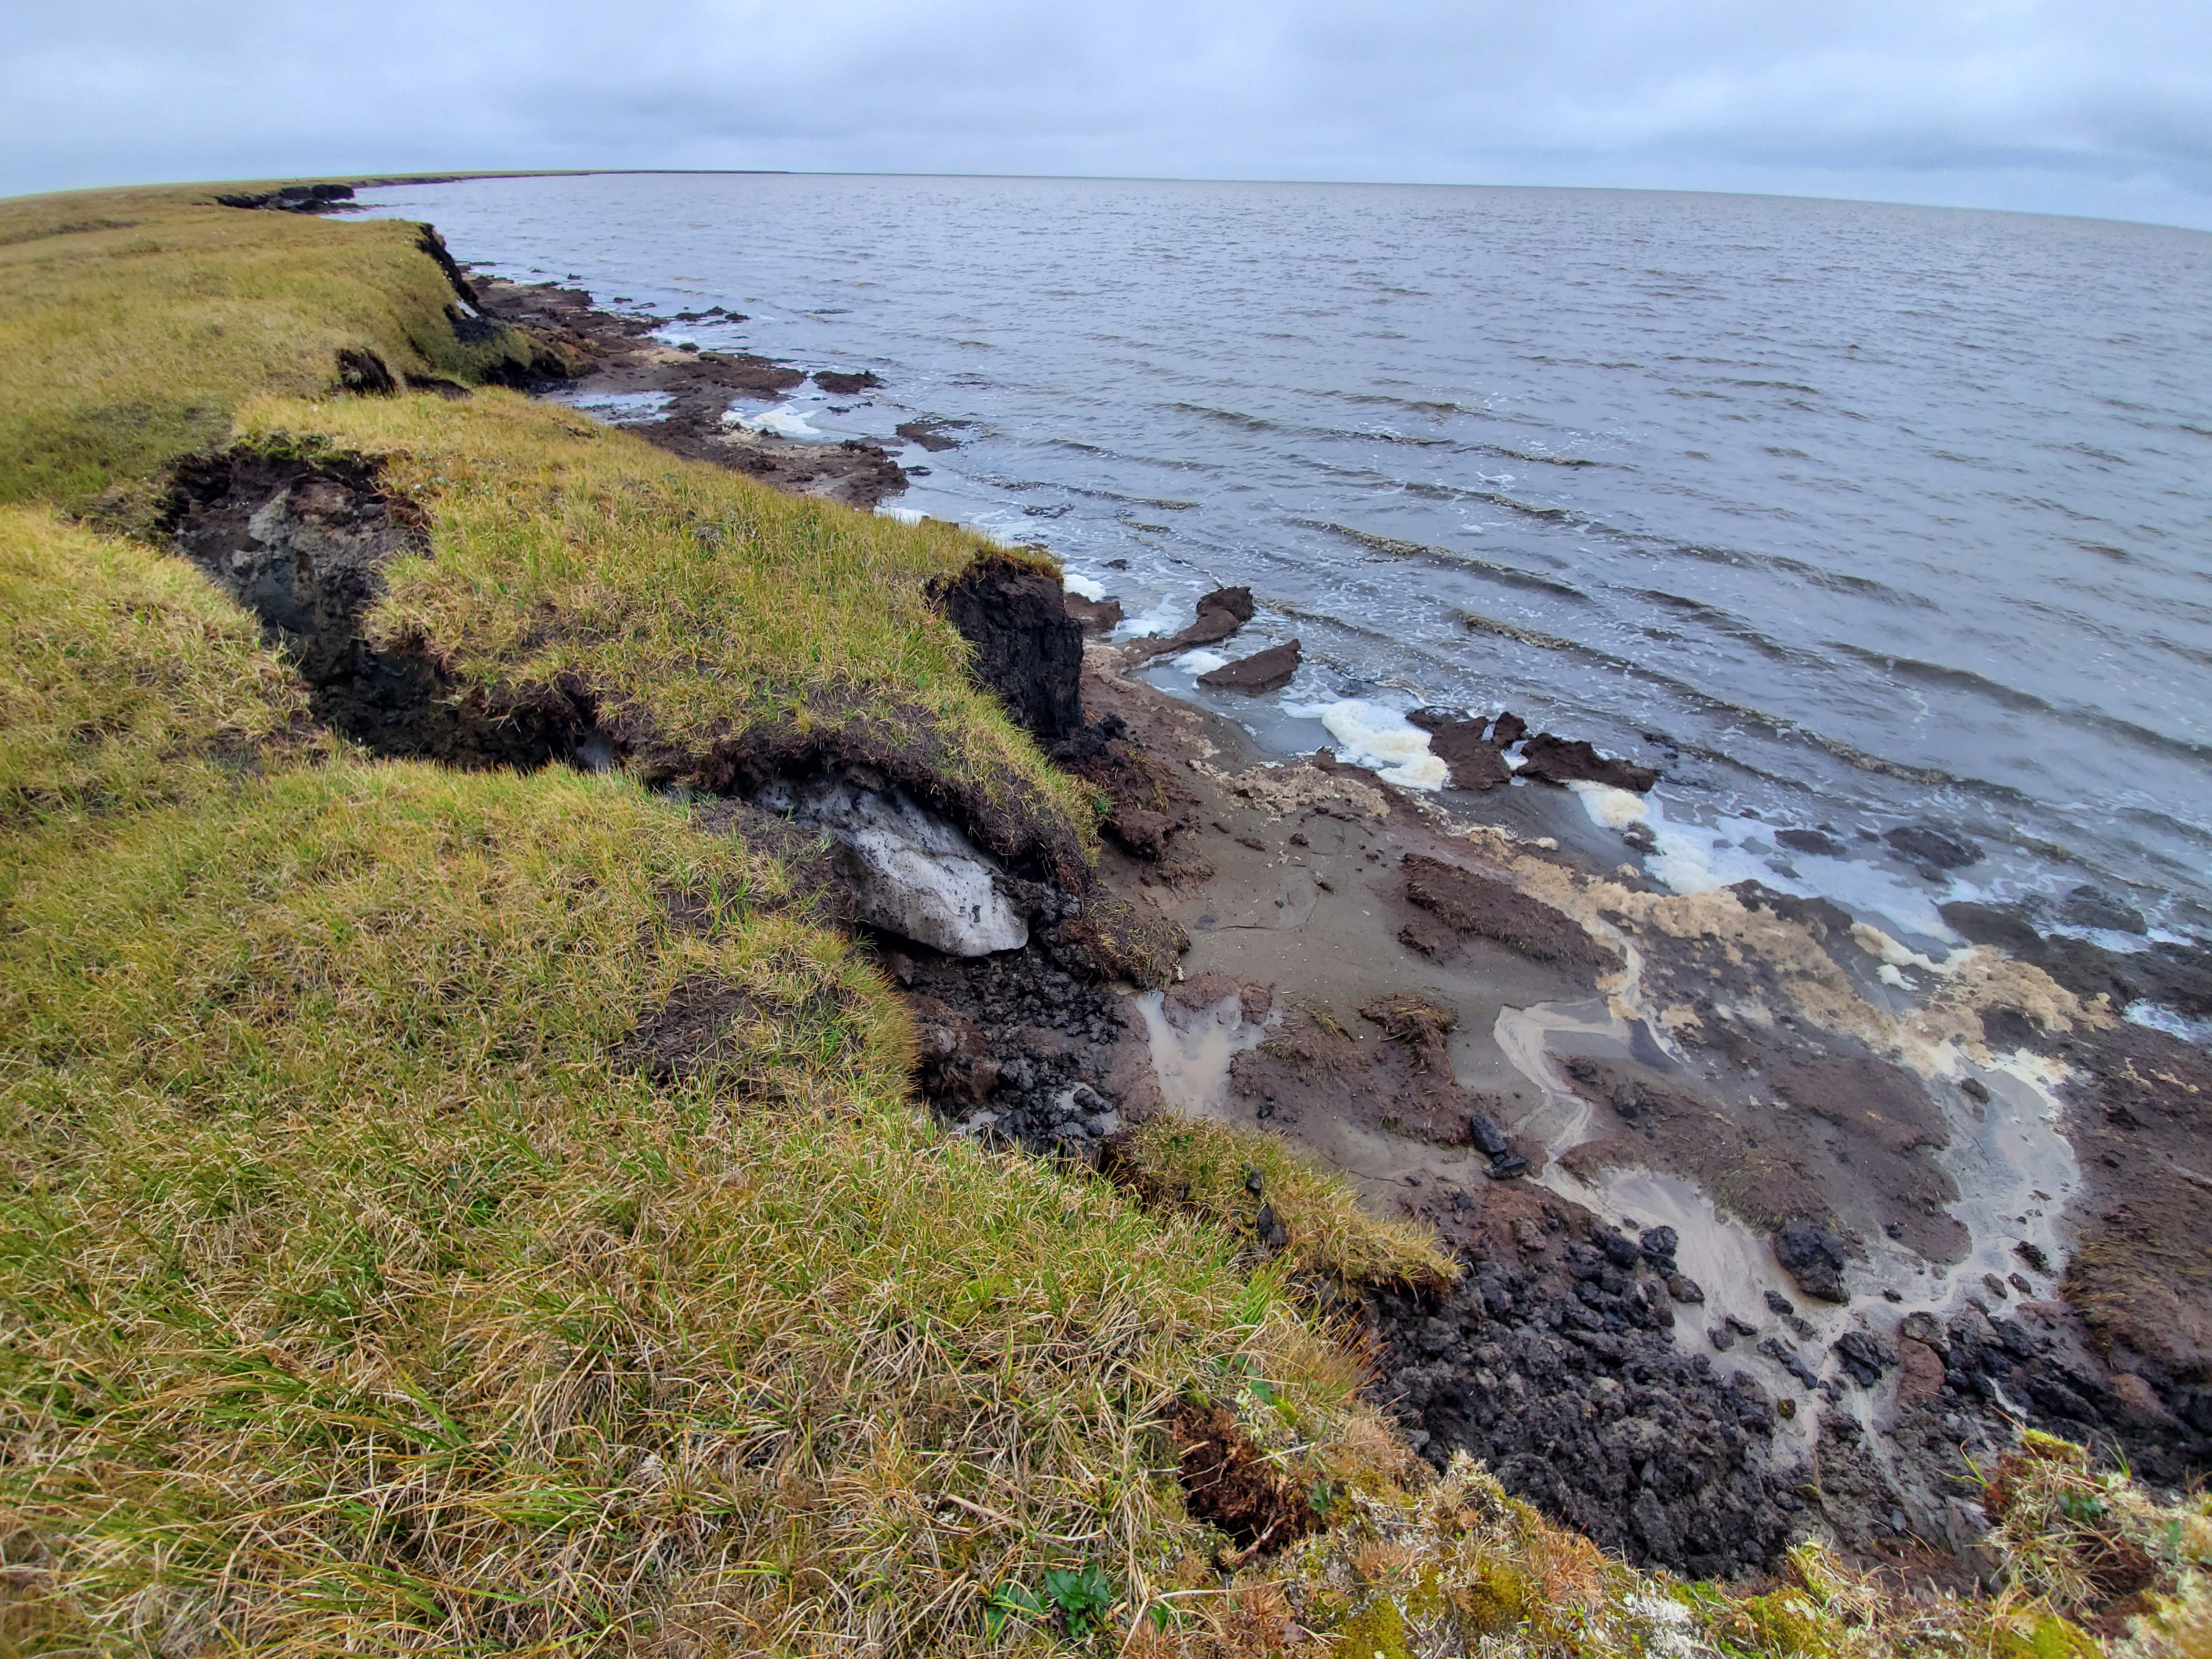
[165,450,578,767]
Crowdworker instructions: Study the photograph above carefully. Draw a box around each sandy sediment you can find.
[901,611,2212,1583]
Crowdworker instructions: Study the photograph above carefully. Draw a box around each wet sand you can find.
[1060,621,2212,1580]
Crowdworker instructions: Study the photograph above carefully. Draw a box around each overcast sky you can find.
[6,0,2207,229]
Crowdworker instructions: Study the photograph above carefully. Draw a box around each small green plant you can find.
[986,1568,1118,1642]
[984,1583,1049,1640]
[1043,1565,1119,1638]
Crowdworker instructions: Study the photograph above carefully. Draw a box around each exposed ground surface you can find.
[1033,623,2212,1591]
[1,179,2206,1656]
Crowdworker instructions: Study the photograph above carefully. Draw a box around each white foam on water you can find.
[1281,698,1448,791]
[1639,799,1957,942]
[722,401,826,441]
[1062,572,1106,601]
[875,505,927,525]
[1172,649,1230,674]
[1566,779,1649,828]
[1113,597,1184,641]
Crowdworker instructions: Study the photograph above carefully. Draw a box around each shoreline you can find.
[449,239,2212,1582]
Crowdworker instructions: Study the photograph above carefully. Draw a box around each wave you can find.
[1297,520,1593,601]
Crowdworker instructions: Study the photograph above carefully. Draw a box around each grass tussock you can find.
[1117,1116,1457,1292]
[0,503,317,826]
[0,740,1380,1651]
[0,183,555,510]
[5,188,2204,1657]
[229,394,1096,868]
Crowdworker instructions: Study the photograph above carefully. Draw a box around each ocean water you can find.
[358,174,2212,943]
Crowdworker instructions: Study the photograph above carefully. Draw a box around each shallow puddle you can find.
[1135,989,1269,1117]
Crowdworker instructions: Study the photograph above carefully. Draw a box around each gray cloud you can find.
[4,0,2208,228]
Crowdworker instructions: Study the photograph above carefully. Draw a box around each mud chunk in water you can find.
[1773,1218,1851,1303]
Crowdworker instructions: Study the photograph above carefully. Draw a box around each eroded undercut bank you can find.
[158,437,1178,1004]
[165,447,581,768]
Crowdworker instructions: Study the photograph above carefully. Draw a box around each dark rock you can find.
[928,555,1085,744]
[1197,639,1300,693]
[1063,593,1124,634]
[1136,586,1257,658]
[1764,1290,1794,1316]
[1467,1113,1509,1157]
[1885,823,1981,869]
[1938,900,2041,953]
[1775,828,1845,857]
[2061,886,2148,934]
[1773,1220,1850,1303]
[1424,718,1513,791]
[1601,1231,1642,1270]
[1517,733,1659,792]
[1490,711,1527,747]
[1640,1226,1680,1260]
[813,369,881,394]
[1960,1077,1990,1103]
[895,418,965,452]
[1485,1155,1529,1179]
[2015,1240,2053,1275]
[1832,1330,1896,1388]
[1668,1274,1706,1304]
[1256,1202,1289,1250]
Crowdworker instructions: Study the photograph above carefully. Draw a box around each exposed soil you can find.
[1023,608,2212,1579]
[164,449,579,768]
[468,274,909,509]
[927,555,1085,745]
[1166,1398,1320,1555]
[1366,1197,1800,1578]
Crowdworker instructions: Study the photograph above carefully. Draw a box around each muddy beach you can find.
[452,264,2212,1587]
[896,589,2212,1586]
[468,272,912,508]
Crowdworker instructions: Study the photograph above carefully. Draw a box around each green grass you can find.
[229,390,1096,875]
[0,503,316,825]
[0,182,2196,1657]
[0,183,558,510]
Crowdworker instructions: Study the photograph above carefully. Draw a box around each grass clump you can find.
[0,742,1378,1650]
[0,502,315,826]
[0,182,561,510]
[229,389,1096,871]
[1116,1116,1456,1292]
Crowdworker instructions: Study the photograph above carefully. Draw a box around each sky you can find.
[5,0,2209,229]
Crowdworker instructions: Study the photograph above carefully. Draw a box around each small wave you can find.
[1828,642,2212,764]
[1499,448,1602,468]
[1298,520,1592,601]
[1456,610,1583,652]
[1826,642,2057,715]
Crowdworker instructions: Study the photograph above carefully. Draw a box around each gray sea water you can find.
[359,173,2212,947]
